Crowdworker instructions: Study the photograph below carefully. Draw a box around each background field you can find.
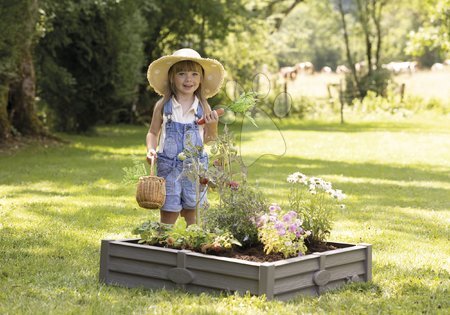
[1,113,449,314]
[285,70,450,101]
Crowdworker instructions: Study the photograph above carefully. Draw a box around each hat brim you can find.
[147,55,225,99]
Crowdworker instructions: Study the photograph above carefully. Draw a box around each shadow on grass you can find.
[226,117,450,136]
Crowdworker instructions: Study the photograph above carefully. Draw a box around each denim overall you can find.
[157,99,208,212]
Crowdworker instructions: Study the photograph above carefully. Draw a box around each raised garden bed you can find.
[99,239,372,300]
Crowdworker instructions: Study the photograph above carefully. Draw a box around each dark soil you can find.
[206,242,338,262]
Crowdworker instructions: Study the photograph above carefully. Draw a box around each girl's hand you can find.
[197,108,225,125]
[204,110,219,124]
[146,148,157,164]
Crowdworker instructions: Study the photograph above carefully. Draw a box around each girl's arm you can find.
[203,110,219,144]
[146,101,163,159]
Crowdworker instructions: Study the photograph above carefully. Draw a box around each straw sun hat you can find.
[147,48,225,99]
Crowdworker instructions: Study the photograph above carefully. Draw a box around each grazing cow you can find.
[279,66,298,81]
[321,66,332,73]
[431,63,445,71]
[383,61,417,74]
[336,65,350,74]
[295,61,314,74]
[354,61,367,73]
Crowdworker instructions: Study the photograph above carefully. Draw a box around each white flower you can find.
[287,171,307,184]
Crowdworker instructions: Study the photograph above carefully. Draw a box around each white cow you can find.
[383,61,417,74]
[279,66,298,80]
[336,65,350,74]
[295,61,314,74]
[321,66,332,73]
[431,63,445,71]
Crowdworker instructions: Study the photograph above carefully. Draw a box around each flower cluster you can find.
[256,204,310,258]
[288,172,346,202]
[287,171,346,243]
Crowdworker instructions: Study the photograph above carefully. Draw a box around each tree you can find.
[336,0,390,99]
[405,0,450,64]
[0,0,47,142]
[35,0,146,132]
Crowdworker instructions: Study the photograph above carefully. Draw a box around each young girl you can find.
[145,48,225,225]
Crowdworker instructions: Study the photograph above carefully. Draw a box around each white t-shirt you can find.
[158,96,204,153]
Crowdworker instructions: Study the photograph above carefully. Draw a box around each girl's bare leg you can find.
[180,209,196,225]
[160,210,179,224]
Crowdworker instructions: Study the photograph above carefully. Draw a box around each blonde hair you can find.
[155,60,211,117]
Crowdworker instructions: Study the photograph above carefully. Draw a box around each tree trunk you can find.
[6,0,47,138]
[0,85,12,142]
[356,0,373,76]
[9,48,45,136]
[371,0,385,69]
[338,0,362,98]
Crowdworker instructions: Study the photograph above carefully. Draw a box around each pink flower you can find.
[289,223,298,233]
[256,215,268,227]
[228,181,239,190]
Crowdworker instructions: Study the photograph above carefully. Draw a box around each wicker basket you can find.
[135,157,166,209]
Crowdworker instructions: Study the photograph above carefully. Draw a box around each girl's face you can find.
[173,70,201,96]
[169,61,203,97]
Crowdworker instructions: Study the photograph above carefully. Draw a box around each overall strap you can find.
[195,102,204,121]
[163,98,173,122]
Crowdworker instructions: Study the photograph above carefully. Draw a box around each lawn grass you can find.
[1,113,449,314]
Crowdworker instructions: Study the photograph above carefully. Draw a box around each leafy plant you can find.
[256,204,310,258]
[122,156,149,184]
[133,218,242,254]
[287,172,346,245]
[225,91,258,127]
[203,124,267,246]
[203,184,267,247]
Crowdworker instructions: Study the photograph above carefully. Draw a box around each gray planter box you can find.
[99,239,372,300]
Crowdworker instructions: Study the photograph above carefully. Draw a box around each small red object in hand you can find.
[197,108,225,125]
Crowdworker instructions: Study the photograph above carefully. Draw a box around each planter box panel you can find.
[109,241,177,266]
[99,239,372,301]
[274,272,314,294]
[273,256,320,279]
[324,247,366,268]
[107,271,178,291]
[108,256,173,280]
[327,261,366,282]
[186,255,260,280]
[190,270,259,294]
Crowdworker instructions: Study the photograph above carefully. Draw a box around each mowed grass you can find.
[1,113,449,314]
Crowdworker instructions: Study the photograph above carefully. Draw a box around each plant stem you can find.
[195,160,201,226]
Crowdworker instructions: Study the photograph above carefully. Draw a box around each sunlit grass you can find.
[1,114,449,314]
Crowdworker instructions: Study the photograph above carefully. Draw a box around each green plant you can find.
[287,172,346,245]
[133,218,241,254]
[203,184,267,246]
[203,124,267,246]
[121,156,149,184]
[256,204,309,258]
[225,91,258,127]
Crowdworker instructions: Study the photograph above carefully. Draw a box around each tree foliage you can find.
[405,0,450,65]
[35,0,146,132]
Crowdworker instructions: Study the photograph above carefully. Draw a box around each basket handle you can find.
[149,156,155,176]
